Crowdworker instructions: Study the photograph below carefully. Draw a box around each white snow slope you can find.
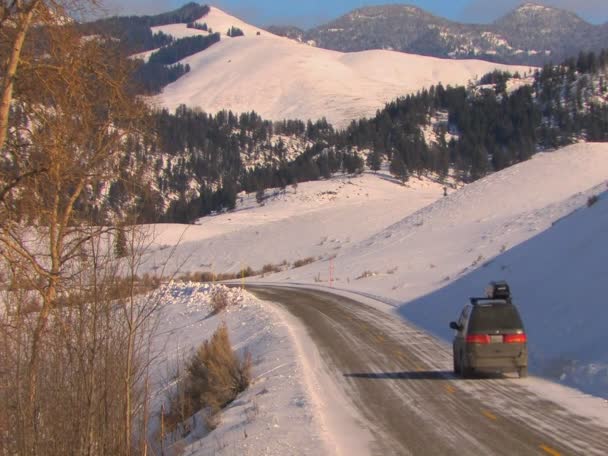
[144,172,445,276]
[150,7,531,128]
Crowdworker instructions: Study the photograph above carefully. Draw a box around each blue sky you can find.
[103,0,608,28]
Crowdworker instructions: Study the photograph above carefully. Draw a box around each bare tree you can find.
[0,0,99,161]
[0,7,162,455]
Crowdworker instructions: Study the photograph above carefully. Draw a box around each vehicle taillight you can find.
[503,334,527,344]
[466,334,491,344]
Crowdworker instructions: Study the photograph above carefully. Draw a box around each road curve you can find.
[247,286,608,456]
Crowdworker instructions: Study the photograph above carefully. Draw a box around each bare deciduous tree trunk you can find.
[0,5,161,455]
[0,1,40,151]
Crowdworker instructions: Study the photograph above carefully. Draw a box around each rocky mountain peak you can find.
[496,2,587,27]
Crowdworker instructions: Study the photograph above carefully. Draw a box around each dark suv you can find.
[450,282,528,378]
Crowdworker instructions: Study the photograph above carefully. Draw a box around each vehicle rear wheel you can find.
[460,354,473,378]
[453,355,460,375]
[462,366,474,378]
[518,367,528,378]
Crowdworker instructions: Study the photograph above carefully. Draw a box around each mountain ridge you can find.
[266,2,608,65]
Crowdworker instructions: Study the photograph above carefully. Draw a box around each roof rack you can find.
[470,297,510,306]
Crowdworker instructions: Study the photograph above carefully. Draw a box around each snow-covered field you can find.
[149,7,532,128]
[143,172,446,276]
[144,142,608,453]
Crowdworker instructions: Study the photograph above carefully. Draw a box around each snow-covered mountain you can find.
[150,7,531,128]
[300,2,608,65]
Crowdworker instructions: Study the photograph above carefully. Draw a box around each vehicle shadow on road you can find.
[344,371,514,381]
[344,370,453,380]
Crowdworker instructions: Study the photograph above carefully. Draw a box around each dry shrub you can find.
[293,257,315,268]
[587,194,600,207]
[216,272,239,281]
[163,323,252,434]
[180,266,259,283]
[261,263,282,274]
[180,271,216,282]
[356,270,376,280]
[210,287,236,315]
[239,266,256,278]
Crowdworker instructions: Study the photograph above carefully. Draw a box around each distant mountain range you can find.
[267,2,608,65]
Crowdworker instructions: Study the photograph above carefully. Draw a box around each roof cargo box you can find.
[485,281,511,300]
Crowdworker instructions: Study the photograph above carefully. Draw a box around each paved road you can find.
[247,286,608,456]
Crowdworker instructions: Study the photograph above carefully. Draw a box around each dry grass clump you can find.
[180,271,216,282]
[587,194,600,207]
[163,323,252,434]
[261,263,282,274]
[355,270,376,280]
[209,287,238,315]
[293,257,315,268]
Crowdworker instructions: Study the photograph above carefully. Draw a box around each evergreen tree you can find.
[389,153,409,183]
[343,152,364,174]
[114,227,128,258]
[367,149,382,172]
[255,187,265,205]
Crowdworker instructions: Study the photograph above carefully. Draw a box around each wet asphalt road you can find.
[247,286,608,456]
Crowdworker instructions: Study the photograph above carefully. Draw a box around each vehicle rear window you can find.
[469,303,523,332]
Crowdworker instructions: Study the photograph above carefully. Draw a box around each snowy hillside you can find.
[143,172,446,276]
[304,144,608,299]
[399,184,608,397]
[256,142,608,395]
[150,7,531,128]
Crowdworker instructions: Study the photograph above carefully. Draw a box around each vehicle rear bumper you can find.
[468,356,527,372]
[466,346,527,372]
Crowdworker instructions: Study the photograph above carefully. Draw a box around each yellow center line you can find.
[482,410,497,421]
[444,384,456,394]
[539,444,562,456]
